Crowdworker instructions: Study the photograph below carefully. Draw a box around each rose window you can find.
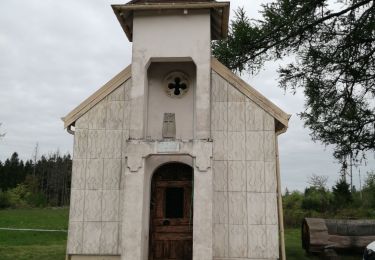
[164,72,189,98]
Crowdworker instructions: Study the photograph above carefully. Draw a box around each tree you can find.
[212,0,375,161]
[302,186,331,212]
[0,151,72,207]
[307,174,329,190]
[332,179,353,208]
[362,170,375,207]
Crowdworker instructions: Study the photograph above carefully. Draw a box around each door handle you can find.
[162,219,170,226]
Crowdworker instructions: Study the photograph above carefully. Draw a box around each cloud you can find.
[0,0,373,190]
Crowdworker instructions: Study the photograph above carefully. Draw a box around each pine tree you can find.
[213,0,375,161]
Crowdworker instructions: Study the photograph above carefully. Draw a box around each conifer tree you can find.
[213,0,375,161]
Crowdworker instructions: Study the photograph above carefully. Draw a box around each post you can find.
[121,157,146,260]
[275,135,286,260]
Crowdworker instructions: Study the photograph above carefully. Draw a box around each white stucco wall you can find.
[67,70,280,260]
[146,62,196,140]
[211,71,279,259]
[67,76,213,260]
[131,10,211,140]
[67,79,131,257]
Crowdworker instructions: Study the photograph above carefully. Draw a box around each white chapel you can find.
[63,0,290,259]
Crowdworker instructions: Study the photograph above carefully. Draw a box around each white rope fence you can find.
[0,227,67,232]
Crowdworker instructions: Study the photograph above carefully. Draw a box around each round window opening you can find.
[164,72,190,98]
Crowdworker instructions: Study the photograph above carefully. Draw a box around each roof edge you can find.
[211,58,290,131]
[112,2,230,10]
[112,2,230,42]
[63,59,290,132]
[62,65,132,128]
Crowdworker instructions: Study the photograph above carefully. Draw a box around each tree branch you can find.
[243,0,373,63]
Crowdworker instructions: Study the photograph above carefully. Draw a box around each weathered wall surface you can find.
[211,71,279,259]
[131,10,211,139]
[146,62,196,140]
[67,79,131,257]
[67,70,280,260]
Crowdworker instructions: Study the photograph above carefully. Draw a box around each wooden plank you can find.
[221,4,230,38]
[303,218,375,253]
[62,65,131,128]
[153,219,192,226]
[325,219,375,236]
[155,187,164,218]
[156,180,192,187]
[302,218,329,253]
[211,58,290,129]
[155,226,192,233]
[155,233,192,240]
[275,136,286,260]
[184,186,192,219]
[328,235,375,249]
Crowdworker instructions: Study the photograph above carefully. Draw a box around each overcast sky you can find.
[0,0,374,191]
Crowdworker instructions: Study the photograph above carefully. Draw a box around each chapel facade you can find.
[62,1,290,260]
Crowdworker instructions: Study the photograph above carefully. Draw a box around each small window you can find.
[165,187,184,218]
[164,71,190,98]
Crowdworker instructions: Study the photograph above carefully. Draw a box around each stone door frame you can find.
[120,140,213,260]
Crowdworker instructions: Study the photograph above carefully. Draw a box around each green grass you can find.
[0,208,69,230]
[0,245,66,260]
[0,208,365,259]
[285,228,319,259]
[0,208,68,260]
[285,228,362,260]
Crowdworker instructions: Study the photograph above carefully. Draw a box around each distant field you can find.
[0,208,364,259]
[0,208,68,260]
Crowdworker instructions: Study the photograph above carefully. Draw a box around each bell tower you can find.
[112,0,229,140]
[111,2,229,260]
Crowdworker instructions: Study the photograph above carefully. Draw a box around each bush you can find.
[362,172,375,208]
[7,184,30,208]
[0,185,48,209]
[284,208,306,228]
[301,187,331,212]
[0,191,11,208]
[283,191,303,210]
[26,193,47,207]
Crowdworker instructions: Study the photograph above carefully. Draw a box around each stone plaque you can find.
[157,141,180,153]
[162,113,176,139]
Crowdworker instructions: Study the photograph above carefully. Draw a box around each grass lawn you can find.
[0,208,365,259]
[0,208,68,260]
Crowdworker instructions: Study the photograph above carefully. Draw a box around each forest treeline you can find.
[283,173,375,227]
[0,152,72,208]
[1,150,375,229]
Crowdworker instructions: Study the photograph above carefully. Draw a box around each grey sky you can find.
[0,0,374,191]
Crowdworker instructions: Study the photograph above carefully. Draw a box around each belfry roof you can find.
[127,0,214,3]
[112,1,230,41]
[62,59,290,132]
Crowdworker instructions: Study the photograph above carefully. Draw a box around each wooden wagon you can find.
[302,218,375,254]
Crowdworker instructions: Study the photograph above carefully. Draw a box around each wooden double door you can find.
[149,163,193,260]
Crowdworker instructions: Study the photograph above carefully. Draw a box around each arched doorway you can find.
[149,162,193,260]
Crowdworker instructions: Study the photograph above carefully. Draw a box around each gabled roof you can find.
[62,65,131,128]
[211,58,290,131]
[62,59,290,131]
